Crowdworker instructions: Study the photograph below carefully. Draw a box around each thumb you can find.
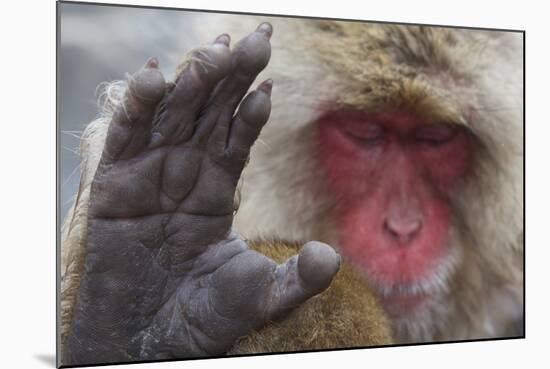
[266,241,341,321]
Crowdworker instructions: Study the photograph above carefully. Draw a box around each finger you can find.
[192,22,272,143]
[149,34,232,148]
[267,241,341,320]
[207,241,339,343]
[102,57,166,164]
[209,79,272,171]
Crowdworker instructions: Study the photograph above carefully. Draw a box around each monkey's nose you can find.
[384,216,422,244]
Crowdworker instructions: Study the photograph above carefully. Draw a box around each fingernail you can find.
[258,78,273,96]
[145,57,159,69]
[256,22,273,40]
[214,33,230,46]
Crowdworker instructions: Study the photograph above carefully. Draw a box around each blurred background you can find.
[59,3,202,219]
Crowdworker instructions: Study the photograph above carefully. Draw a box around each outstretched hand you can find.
[65,23,340,365]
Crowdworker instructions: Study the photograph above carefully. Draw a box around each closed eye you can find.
[342,122,385,146]
[415,124,458,146]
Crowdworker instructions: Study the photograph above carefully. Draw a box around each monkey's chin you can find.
[369,255,456,318]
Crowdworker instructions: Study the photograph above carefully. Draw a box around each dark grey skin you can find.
[64,23,340,366]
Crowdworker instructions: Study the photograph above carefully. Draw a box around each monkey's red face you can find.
[317,110,471,311]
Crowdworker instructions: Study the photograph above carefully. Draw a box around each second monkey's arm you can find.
[63,23,340,366]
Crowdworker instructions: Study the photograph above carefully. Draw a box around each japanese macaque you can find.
[59,13,523,367]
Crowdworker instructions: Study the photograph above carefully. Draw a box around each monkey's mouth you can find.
[379,290,430,316]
